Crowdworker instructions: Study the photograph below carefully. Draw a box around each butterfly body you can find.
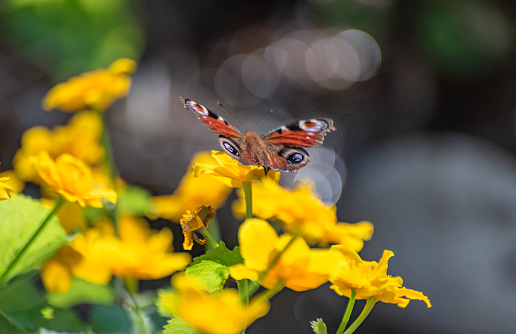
[181,97,336,173]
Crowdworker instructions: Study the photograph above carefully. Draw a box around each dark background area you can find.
[1,0,516,333]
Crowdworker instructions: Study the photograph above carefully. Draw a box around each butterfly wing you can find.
[182,97,263,167]
[262,118,336,147]
[181,97,242,139]
[261,119,336,173]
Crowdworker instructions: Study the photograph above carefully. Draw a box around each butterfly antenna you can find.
[250,109,274,131]
[217,101,249,132]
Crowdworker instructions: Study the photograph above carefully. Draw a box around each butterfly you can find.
[180,97,336,173]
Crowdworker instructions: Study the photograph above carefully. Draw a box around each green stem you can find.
[335,289,356,334]
[124,277,139,295]
[98,110,119,232]
[238,278,250,334]
[242,181,253,219]
[99,111,117,184]
[202,228,218,249]
[206,214,221,250]
[124,277,149,334]
[246,234,297,299]
[237,279,249,305]
[0,196,64,285]
[342,298,377,334]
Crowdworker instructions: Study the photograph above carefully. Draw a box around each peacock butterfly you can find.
[180,97,336,173]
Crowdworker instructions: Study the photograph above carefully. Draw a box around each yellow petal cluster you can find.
[149,152,232,222]
[179,206,215,250]
[42,58,136,112]
[13,111,104,182]
[192,150,280,188]
[0,170,24,194]
[230,219,338,291]
[29,152,117,208]
[157,273,269,334]
[41,245,111,294]
[329,247,432,308]
[0,177,14,201]
[72,216,191,279]
[233,178,373,248]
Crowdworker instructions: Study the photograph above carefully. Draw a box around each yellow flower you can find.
[148,152,232,222]
[179,206,215,250]
[157,273,269,334]
[72,216,191,279]
[230,219,337,291]
[0,177,14,201]
[233,178,373,248]
[329,247,432,308]
[41,245,112,294]
[13,111,104,182]
[29,151,117,208]
[42,58,136,112]
[0,170,24,194]
[192,151,280,188]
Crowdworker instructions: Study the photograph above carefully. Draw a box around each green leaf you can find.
[90,305,132,334]
[47,279,114,309]
[117,185,151,216]
[0,307,45,331]
[310,318,328,334]
[0,274,44,311]
[185,242,243,292]
[185,260,229,293]
[192,241,244,267]
[42,308,84,332]
[149,313,168,334]
[162,318,200,334]
[0,315,25,334]
[0,275,46,331]
[0,194,67,285]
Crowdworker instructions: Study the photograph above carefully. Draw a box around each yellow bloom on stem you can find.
[179,206,215,250]
[29,151,117,208]
[42,58,136,112]
[230,219,337,291]
[0,177,14,201]
[233,178,373,248]
[41,245,112,294]
[329,247,431,308]
[192,151,280,188]
[13,111,104,182]
[72,216,191,279]
[157,273,269,334]
[148,151,232,222]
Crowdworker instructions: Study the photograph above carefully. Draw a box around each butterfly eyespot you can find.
[287,152,304,164]
[222,141,239,156]
[299,119,327,131]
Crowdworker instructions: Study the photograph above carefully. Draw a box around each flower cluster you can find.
[0,60,430,334]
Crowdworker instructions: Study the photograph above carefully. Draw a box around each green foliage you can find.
[162,318,200,334]
[416,0,514,77]
[0,194,67,285]
[1,0,144,80]
[90,305,132,334]
[47,279,114,309]
[41,308,84,333]
[185,241,243,292]
[0,275,46,331]
[117,185,151,216]
[311,318,328,334]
